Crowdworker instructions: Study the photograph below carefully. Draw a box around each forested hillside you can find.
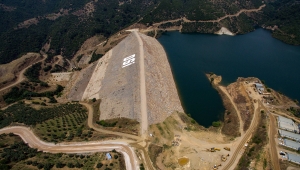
[0,0,156,64]
[0,0,299,64]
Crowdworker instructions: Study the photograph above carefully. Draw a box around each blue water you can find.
[158,29,300,127]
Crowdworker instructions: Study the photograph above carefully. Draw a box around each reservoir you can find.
[158,29,300,127]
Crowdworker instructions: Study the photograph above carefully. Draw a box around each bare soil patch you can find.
[227,78,255,131]
[206,73,240,137]
[148,144,163,169]
[0,53,41,89]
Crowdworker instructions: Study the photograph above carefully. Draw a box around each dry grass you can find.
[0,53,41,88]
[148,144,163,169]
[217,88,240,137]
[90,100,139,135]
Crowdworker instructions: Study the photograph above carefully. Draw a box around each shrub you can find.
[212,121,221,127]
[96,163,103,168]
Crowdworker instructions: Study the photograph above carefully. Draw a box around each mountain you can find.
[0,0,299,64]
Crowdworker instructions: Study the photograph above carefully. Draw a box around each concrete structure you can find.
[279,130,300,142]
[106,153,112,160]
[287,152,300,165]
[255,83,264,93]
[277,116,299,133]
[282,139,300,151]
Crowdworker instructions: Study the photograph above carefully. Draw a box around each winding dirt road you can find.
[222,101,261,170]
[268,113,280,170]
[218,86,244,135]
[0,55,46,93]
[0,126,139,170]
[145,4,266,33]
[82,102,142,141]
[81,102,155,170]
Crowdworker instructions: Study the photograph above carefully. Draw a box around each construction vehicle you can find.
[213,164,222,170]
[206,147,221,152]
[206,148,215,152]
[224,147,231,151]
[221,155,227,162]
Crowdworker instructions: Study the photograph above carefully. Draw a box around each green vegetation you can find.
[0,0,299,65]
[148,144,163,170]
[24,62,42,82]
[89,51,103,64]
[96,120,117,127]
[0,0,155,64]
[76,54,84,62]
[35,111,90,143]
[212,121,221,127]
[237,110,268,168]
[0,102,85,128]
[287,107,300,118]
[3,85,63,104]
[258,0,300,45]
[50,64,66,73]
[0,134,124,169]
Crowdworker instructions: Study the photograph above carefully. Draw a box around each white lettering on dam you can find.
[122,54,135,68]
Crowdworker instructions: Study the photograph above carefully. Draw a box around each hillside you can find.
[0,0,299,64]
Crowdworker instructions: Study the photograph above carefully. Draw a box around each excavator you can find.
[206,147,221,152]
[213,164,222,170]
[224,147,231,151]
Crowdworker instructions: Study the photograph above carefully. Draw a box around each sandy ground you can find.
[219,85,244,135]
[0,53,45,93]
[50,72,73,82]
[81,50,112,100]
[215,27,235,36]
[150,79,271,170]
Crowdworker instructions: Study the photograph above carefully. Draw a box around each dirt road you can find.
[0,126,139,170]
[222,101,261,170]
[133,31,148,137]
[81,102,142,141]
[269,113,281,170]
[81,102,155,170]
[144,4,266,33]
[0,55,46,93]
[219,86,244,135]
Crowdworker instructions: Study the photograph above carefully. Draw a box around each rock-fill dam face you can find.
[67,32,183,125]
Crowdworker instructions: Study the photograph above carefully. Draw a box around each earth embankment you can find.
[66,31,183,126]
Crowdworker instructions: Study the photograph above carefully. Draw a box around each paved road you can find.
[0,126,139,170]
[133,31,148,137]
[0,55,46,93]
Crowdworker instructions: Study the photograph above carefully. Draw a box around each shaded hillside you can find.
[0,0,299,64]
[0,0,156,64]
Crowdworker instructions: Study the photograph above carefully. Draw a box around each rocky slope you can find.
[67,32,183,124]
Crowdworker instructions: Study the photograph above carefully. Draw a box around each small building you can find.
[278,116,294,124]
[106,153,112,160]
[278,121,297,132]
[255,83,264,93]
[287,153,300,165]
[282,139,300,151]
[278,116,299,133]
[279,130,300,142]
